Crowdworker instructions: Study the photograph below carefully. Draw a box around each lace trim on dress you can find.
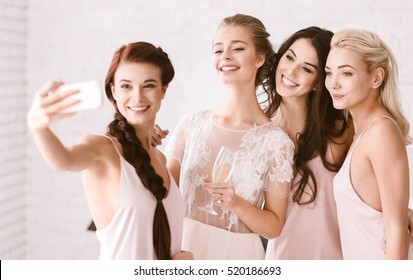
[226,122,294,229]
[179,109,294,230]
[181,111,213,216]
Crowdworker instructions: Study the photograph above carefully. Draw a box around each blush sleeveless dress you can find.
[266,145,342,259]
[95,135,185,259]
[333,116,413,259]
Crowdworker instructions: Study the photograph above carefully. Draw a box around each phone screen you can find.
[59,80,103,113]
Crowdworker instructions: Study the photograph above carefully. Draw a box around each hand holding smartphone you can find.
[58,80,103,113]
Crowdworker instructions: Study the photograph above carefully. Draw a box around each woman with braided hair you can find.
[27,42,191,260]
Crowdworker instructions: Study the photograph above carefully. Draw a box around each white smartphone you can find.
[58,80,103,113]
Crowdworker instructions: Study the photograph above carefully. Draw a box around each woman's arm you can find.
[368,120,410,259]
[28,81,101,172]
[167,159,181,186]
[207,181,288,238]
[409,208,413,243]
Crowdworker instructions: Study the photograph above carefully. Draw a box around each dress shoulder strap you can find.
[99,134,122,157]
[156,149,167,165]
[351,115,398,151]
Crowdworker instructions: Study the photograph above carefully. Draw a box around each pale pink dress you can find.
[266,146,343,259]
[166,109,294,260]
[333,116,413,259]
[95,136,185,259]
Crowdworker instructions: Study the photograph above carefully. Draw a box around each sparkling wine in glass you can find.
[198,146,236,215]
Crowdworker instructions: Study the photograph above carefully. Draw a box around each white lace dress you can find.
[166,109,294,259]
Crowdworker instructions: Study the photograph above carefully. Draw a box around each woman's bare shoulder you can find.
[362,117,405,151]
[76,134,120,164]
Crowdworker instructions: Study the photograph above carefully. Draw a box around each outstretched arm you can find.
[28,81,100,171]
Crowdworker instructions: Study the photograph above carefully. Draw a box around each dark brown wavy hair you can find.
[264,27,348,205]
[104,42,175,259]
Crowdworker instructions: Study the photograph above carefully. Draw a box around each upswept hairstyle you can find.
[331,29,412,145]
[218,14,276,90]
[264,27,348,205]
[104,42,175,259]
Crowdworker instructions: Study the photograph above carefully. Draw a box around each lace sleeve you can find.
[265,136,294,198]
[165,114,190,166]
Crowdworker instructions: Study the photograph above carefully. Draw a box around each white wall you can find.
[0,0,28,259]
[0,0,411,259]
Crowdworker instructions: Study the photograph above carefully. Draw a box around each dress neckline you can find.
[103,134,173,198]
[210,108,272,132]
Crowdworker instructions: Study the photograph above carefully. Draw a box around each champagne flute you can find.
[198,146,237,215]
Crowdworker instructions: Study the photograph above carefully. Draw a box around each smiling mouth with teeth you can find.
[128,106,149,112]
[220,66,239,71]
[282,75,298,86]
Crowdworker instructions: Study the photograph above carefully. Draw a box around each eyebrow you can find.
[325,64,357,70]
[143,79,158,83]
[287,49,318,69]
[119,79,159,83]
[213,40,247,47]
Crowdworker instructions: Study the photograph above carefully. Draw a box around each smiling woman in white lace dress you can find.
[165,14,294,260]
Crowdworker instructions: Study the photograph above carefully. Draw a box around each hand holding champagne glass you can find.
[198,146,237,215]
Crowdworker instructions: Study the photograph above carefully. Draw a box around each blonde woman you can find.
[325,29,413,259]
[165,14,294,259]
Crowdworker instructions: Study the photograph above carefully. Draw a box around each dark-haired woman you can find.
[263,27,353,260]
[27,42,190,260]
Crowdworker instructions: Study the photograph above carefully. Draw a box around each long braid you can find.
[105,41,175,259]
[108,112,172,259]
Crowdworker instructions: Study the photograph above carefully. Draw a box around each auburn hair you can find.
[105,42,175,259]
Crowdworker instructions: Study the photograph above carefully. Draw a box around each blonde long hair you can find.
[331,29,412,144]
